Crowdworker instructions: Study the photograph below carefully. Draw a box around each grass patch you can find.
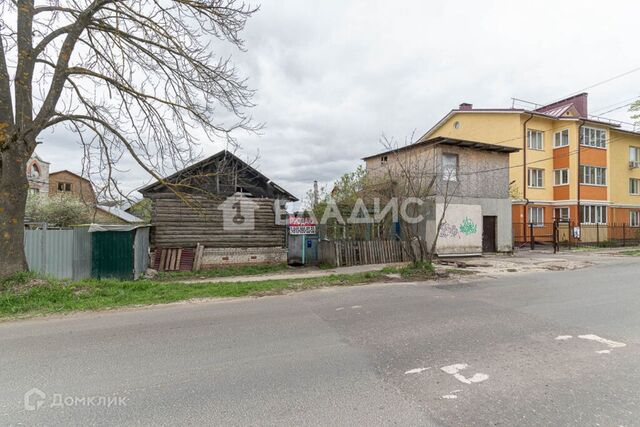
[155,263,290,280]
[395,261,436,280]
[0,270,391,320]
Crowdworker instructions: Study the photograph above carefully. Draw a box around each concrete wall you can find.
[201,247,287,268]
[427,198,513,255]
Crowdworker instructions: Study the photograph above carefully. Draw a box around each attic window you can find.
[57,182,72,192]
[380,155,388,165]
[453,121,461,129]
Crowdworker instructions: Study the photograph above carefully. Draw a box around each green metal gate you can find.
[91,231,134,280]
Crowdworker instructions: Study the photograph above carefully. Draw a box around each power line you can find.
[558,66,640,101]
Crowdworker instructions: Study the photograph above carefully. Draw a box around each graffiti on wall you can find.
[439,217,478,239]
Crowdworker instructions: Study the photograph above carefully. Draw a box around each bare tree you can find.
[369,134,460,264]
[0,0,259,277]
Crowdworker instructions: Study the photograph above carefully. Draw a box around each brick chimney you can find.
[459,103,473,111]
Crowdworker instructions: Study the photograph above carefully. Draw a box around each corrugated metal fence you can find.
[24,227,92,280]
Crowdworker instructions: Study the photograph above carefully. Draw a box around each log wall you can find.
[148,193,286,249]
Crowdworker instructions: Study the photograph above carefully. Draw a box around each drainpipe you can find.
[522,113,534,240]
[577,119,586,225]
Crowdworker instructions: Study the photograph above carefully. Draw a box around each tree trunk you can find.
[0,144,30,277]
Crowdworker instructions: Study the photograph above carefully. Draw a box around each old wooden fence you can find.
[318,240,408,267]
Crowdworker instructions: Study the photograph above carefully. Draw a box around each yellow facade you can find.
[424,107,640,226]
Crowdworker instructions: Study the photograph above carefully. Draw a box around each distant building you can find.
[94,205,144,225]
[48,170,97,205]
[26,154,50,195]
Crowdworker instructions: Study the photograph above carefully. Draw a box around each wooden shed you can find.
[139,151,298,271]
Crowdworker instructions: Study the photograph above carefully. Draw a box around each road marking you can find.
[335,307,344,311]
[404,367,431,375]
[441,363,489,384]
[578,334,626,348]
[442,389,463,399]
[596,350,612,354]
[555,335,573,340]
[351,305,362,309]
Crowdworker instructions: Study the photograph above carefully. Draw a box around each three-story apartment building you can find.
[417,93,640,231]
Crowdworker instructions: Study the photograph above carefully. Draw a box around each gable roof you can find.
[139,150,298,201]
[363,136,520,161]
[96,205,145,224]
[49,169,92,182]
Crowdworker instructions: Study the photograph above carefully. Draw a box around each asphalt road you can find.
[1,255,640,426]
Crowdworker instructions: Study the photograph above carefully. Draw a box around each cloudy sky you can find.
[37,0,640,204]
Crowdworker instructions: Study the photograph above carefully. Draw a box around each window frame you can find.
[57,182,72,192]
[630,178,640,195]
[579,165,607,186]
[527,129,544,151]
[553,207,570,222]
[527,168,544,188]
[442,152,459,182]
[580,205,607,225]
[631,211,640,227]
[528,206,545,227]
[553,168,569,186]
[553,129,569,148]
[630,146,640,163]
[580,126,607,149]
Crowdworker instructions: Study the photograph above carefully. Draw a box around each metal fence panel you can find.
[24,228,92,280]
[134,227,150,279]
[24,230,44,274]
[73,227,92,280]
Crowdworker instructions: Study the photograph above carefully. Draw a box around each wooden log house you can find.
[139,151,298,271]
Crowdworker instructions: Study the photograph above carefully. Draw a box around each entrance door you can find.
[482,216,497,253]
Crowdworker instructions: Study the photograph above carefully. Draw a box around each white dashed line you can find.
[404,367,431,375]
[441,363,489,384]
[578,334,626,348]
[351,305,362,309]
[555,335,573,340]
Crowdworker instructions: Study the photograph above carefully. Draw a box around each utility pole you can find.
[313,180,319,208]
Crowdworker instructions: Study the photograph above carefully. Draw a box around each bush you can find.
[26,194,91,227]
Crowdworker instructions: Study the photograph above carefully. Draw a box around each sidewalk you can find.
[175,262,409,284]
[174,247,636,284]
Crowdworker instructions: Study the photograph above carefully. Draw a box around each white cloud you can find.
[36,0,640,200]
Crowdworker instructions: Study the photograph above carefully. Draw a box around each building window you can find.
[380,155,388,165]
[579,166,606,186]
[57,182,72,192]
[553,207,570,222]
[580,127,606,148]
[528,207,544,226]
[580,205,607,225]
[554,168,569,186]
[28,163,40,178]
[630,178,640,195]
[554,129,569,148]
[527,168,544,188]
[630,147,640,165]
[527,129,544,150]
[631,211,640,227]
[28,188,40,195]
[442,153,458,181]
